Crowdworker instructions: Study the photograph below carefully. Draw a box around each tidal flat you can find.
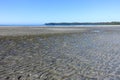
[0,27,120,80]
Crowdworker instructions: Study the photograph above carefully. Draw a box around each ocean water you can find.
[1,24,120,27]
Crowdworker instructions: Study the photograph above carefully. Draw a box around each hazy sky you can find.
[0,0,120,24]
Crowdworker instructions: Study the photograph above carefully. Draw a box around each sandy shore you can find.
[0,25,120,36]
[1,26,120,80]
[0,27,88,36]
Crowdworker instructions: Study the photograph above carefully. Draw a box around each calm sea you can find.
[0,24,120,27]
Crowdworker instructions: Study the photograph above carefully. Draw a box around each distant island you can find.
[45,22,120,25]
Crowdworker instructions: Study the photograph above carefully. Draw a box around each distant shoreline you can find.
[45,22,120,25]
[1,22,120,27]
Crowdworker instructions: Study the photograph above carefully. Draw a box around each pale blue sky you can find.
[0,0,120,24]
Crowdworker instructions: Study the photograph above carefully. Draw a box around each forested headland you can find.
[45,22,120,25]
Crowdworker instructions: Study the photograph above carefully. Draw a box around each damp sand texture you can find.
[0,27,120,80]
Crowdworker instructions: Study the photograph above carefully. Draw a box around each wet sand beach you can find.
[0,27,87,36]
[0,26,120,80]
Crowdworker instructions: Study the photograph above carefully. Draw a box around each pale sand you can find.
[0,27,88,36]
[0,26,120,36]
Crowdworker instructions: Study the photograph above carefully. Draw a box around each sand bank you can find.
[0,25,120,36]
[0,27,88,36]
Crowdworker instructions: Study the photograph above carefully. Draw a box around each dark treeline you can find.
[45,22,120,25]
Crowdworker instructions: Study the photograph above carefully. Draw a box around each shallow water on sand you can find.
[0,29,120,80]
